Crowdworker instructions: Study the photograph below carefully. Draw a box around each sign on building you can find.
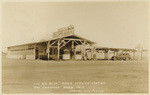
[53,25,74,39]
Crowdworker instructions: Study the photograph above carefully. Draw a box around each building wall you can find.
[7,49,35,59]
[107,51,114,59]
[7,44,36,59]
[35,43,47,59]
[95,50,105,59]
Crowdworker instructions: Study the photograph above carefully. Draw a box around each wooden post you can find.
[105,50,107,60]
[57,39,60,60]
[72,41,74,59]
[48,50,49,60]
[91,45,94,60]
[113,50,115,56]
[47,41,50,60]
[107,50,109,60]
[72,41,74,49]
[104,50,106,60]
[34,44,36,60]
[84,41,86,60]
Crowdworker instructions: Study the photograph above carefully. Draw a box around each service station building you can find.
[7,25,137,60]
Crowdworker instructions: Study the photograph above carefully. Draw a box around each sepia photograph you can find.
[1,0,149,94]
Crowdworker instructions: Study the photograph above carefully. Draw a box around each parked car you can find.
[111,53,131,61]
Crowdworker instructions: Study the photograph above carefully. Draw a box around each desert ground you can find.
[2,56,148,94]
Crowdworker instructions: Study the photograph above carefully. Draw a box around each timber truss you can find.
[46,38,94,60]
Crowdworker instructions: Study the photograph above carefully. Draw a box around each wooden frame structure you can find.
[6,25,139,60]
[46,35,95,60]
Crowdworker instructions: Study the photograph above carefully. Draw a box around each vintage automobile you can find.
[111,53,131,61]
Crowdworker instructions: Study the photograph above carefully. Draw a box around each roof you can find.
[95,46,136,51]
[8,34,96,48]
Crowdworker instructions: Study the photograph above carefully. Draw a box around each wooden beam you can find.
[85,41,91,47]
[62,38,83,41]
[49,46,58,47]
[62,38,92,45]
[79,40,84,44]
[73,40,79,45]
[60,40,71,49]
[49,40,58,47]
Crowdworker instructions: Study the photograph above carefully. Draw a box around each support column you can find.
[105,50,108,60]
[71,41,75,59]
[113,50,115,56]
[57,39,60,60]
[107,50,110,60]
[83,41,86,60]
[34,44,36,60]
[91,45,94,60]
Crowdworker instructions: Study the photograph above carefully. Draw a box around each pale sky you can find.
[2,1,148,51]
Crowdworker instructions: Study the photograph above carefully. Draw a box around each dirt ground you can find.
[2,57,148,94]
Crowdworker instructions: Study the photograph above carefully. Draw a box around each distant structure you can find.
[135,44,143,60]
[7,25,138,60]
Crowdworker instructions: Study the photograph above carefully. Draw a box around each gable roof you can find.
[8,34,96,48]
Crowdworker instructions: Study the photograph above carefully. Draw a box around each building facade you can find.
[7,25,139,60]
